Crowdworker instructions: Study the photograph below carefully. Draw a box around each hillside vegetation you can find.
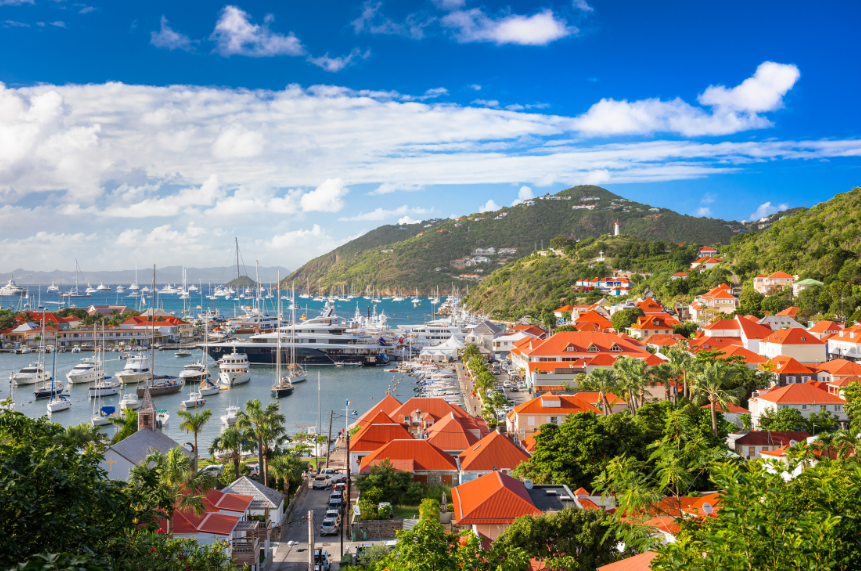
[285,186,742,294]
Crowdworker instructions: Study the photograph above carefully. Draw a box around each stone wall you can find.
[352,519,404,540]
[423,470,458,486]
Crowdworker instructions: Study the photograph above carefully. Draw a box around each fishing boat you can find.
[271,273,295,398]
[221,404,240,425]
[180,391,206,409]
[119,393,141,410]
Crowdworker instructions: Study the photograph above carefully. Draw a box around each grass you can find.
[391,505,420,520]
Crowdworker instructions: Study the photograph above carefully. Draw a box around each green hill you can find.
[285,186,743,295]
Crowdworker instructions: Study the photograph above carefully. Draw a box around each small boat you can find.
[71,346,82,354]
[221,404,240,426]
[47,394,71,413]
[119,393,141,410]
[198,377,221,396]
[271,376,294,398]
[10,363,51,385]
[180,391,206,409]
[156,409,170,427]
[34,380,65,399]
[179,361,208,383]
[175,350,192,358]
[334,361,361,367]
[91,405,117,426]
[88,379,121,397]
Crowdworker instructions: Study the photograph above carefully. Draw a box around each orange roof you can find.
[354,394,402,426]
[735,317,775,340]
[522,431,539,453]
[763,328,824,346]
[642,334,685,346]
[351,423,414,452]
[699,402,750,413]
[629,315,675,332]
[636,299,664,313]
[688,336,744,352]
[426,414,483,451]
[808,320,844,334]
[572,487,590,496]
[458,431,530,472]
[756,383,845,404]
[643,353,667,366]
[814,359,861,376]
[777,306,800,317]
[714,345,767,364]
[573,391,625,407]
[390,397,470,423]
[827,376,861,388]
[597,552,658,571]
[768,271,795,279]
[554,305,575,313]
[671,272,688,277]
[356,409,398,429]
[574,310,613,329]
[517,331,651,359]
[512,392,602,416]
[703,319,740,331]
[452,471,541,524]
[359,440,458,472]
[760,356,815,375]
[122,315,189,326]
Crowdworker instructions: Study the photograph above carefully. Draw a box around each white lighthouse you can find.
[614,221,620,236]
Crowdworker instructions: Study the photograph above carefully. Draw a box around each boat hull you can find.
[136,379,184,398]
[271,385,294,398]
[88,384,121,397]
[207,346,375,366]
[117,372,153,385]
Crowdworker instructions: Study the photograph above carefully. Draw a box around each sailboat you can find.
[136,266,184,398]
[61,260,92,298]
[197,315,220,396]
[129,264,140,291]
[90,339,116,427]
[271,272,294,398]
[46,333,70,413]
[89,324,120,397]
[286,280,307,384]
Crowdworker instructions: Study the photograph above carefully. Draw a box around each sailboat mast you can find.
[150,265,156,384]
[276,270,281,382]
[235,238,240,281]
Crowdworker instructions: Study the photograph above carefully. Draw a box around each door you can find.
[441,474,453,485]
[413,474,428,484]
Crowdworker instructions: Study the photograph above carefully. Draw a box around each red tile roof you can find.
[768,271,795,279]
[512,393,602,416]
[351,423,414,452]
[197,513,241,536]
[763,328,824,345]
[814,359,861,376]
[356,409,398,429]
[688,336,744,352]
[760,356,815,375]
[458,431,530,472]
[573,392,625,408]
[777,307,799,317]
[713,345,767,364]
[735,317,774,340]
[735,431,811,446]
[452,471,541,524]
[642,334,685,346]
[390,397,470,423]
[574,311,613,330]
[517,332,650,358]
[206,489,254,513]
[629,315,675,332]
[703,319,740,331]
[354,394,403,426]
[359,440,457,472]
[808,320,844,334]
[755,383,846,404]
[699,402,749,413]
[598,552,658,571]
[426,414,482,451]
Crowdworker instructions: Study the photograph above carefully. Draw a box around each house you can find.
[748,384,848,429]
[760,356,815,386]
[349,421,414,473]
[759,328,826,364]
[451,471,575,540]
[792,278,824,296]
[473,256,491,264]
[757,314,805,331]
[99,389,194,480]
[465,321,504,355]
[626,315,679,339]
[425,412,488,456]
[574,391,628,414]
[689,285,739,321]
[811,359,861,384]
[699,403,749,427]
[636,298,667,314]
[777,306,800,318]
[670,272,688,280]
[389,397,477,436]
[86,305,134,317]
[573,310,614,332]
[457,431,530,483]
[753,271,797,295]
[807,320,843,340]
[359,440,459,485]
[221,476,284,550]
[506,393,601,444]
[492,331,541,356]
[598,552,659,571]
[12,311,80,329]
[700,315,773,353]
[729,430,812,459]
[642,334,687,350]
[826,325,861,361]
[690,257,723,270]
[498,247,517,254]
[553,305,575,319]
[1,322,60,347]
[120,315,193,340]
[509,331,652,375]
[450,257,475,269]
[473,247,496,255]
[697,246,719,257]
[353,394,402,427]
[709,345,767,368]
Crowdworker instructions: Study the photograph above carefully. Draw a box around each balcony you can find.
[231,536,260,568]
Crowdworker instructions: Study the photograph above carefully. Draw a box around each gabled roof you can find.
[777,306,800,317]
[756,383,846,404]
[642,334,685,346]
[597,551,658,571]
[109,425,191,465]
[222,476,284,509]
[814,359,861,376]
[636,299,664,313]
[713,345,767,365]
[512,392,602,416]
[554,305,575,313]
[760,356,814,375]
[573,311,613,329]
[573,391,626,407]
[517,332,650,358]
[688,336,744,352]
[763,328,824,346]
[735,316,774,340]
[703,319,740,331]
[352,423,414,452]
[628,315,674,332]
[356,409,398,429]
[359,439,457,472]
[767,271,795,279]
[458,431,530,472]
[699,402,749,413]
[426,414,482,451]
[808,320,844,334]
[205,488,254,513]
[354,394,403,426]
[522,431,539,453]
[452,471,541,524]
[390,397,470,423]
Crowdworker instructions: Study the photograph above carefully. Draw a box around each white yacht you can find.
[66,357,101,384]
[88,379,121,397]
[188,284,199,292]
[96,283,110,291]
[10,363,51,385]
[47,394,71,413]
[159,284,180,294]
[221,404,240,425]
[119,393,141,410]
[116,285,125,293]
[115,354,152,385]
[180,390,206,409]
[217,347,251,386]
[47,282,60,293]
[91,405,116,426]
[0,278,26,296]
[85,284,98,294]
[179,361,209,383]
[198,377,221,396]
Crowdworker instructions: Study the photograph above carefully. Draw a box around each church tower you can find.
[138,388,155,431]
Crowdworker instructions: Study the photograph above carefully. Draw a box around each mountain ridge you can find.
[1,265,290,286]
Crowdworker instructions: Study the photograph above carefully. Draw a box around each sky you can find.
[1,0,859,272]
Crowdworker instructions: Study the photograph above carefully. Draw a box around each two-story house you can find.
[506,393,601,445]
[759,328,826,364]
[748,384,848,429]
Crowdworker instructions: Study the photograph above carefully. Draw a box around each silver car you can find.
[320,518,339,536]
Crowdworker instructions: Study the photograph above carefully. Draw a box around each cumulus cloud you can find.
[308,47,371,72]
[0,0,34,5]
[442,8,573,46]
[583,169,610,185]
[300,178,349,212]
[3,20,29,27]
[352,2,436,40]
[695,207,712,216]
[212,127,264,159]
[472,99,499,107]
[701,192,715,204]
[368,183,425,195]
[339,205,428,221]
[750,201,788,220]
[49,21,66,28]
[572,62,801,137]
[211,5,304,57]
[151,16,195,51]
[432,0,464,9]
[512,186,534,206]
[398,216,421,224]
[468,84,482,91]
[479,199,500,212]
[572,0,594,12]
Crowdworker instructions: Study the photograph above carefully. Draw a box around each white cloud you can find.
[701,192,715,204]
[151,16,195,51]
[0,0,34,5]
[99,175,222,218]
[212,127,264,159]
[442,8,574,46]
[750,201,788,220]
[339,205,428,221]
[433,0,465,9]
[78,6,96,15]
[300,178,349,212]
[583,169,610,185]
[352,2,435,40]
[479,199,500,212]
[512,185,534,206]
[3,20,29,27]
[211,5,304,57]
[472,99,499,107]
[572,0,594,12]
[695,207,712,216]
[308,48,371,72]
[368,183,424,195]
[49,21,66,28]
[398,216,421,224]
[572,63,801,137]
[468,84,482,91]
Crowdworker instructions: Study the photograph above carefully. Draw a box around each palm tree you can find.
[237,400,285,487]
[177,409,213,471]
[259,414,288,486]
[690,361,744,435]
[269,453,305,504]
[583,367,619,414]
[209,425,252,481]
[61,422,108,452]
[665,341,692,402]
[650,363,676,403]
[613,357,648,415]
[129,447,214,536]
[108,408,138,443]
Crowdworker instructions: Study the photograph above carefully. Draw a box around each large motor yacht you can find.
[217,347,251,386]
[96,283,110,291]
[115,354,153,385]
[0,278,26,296]
[10,363,51,385]
[179,361,209,383]
[47,282,60,293]
[66,357,102,384]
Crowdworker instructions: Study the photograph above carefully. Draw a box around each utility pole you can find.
[326,410,334,468]
[308,510,315,571]
[346,433,352,539]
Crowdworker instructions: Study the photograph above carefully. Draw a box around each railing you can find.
[232,537,260,567]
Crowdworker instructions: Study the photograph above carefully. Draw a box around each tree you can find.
[128,448,215,536]
[757,407,810,431]
[208,425,252,481]
[59,422,108,453]
[611,308,645,333]
[268,452,305,504]
[107,408,138,444]
[236,399,285,486]
[581,367,619,413]
[665,341,692,401]
[689,361,744,435]
[497,508,631,571]
[672,322,699,338]
[843,382,861,431]
[482,391,509,427]
[356,458,425,505]
[177,409,213,471]
[612,357,648,414]
[649,362,676,403]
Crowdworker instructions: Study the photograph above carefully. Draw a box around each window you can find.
[802,405,808,410]
[587,344,599,352]
[549,417,558,425]
[565,345,575,352]
[610,344,621,352]
[528,416,535,426]
[820,405,827,412]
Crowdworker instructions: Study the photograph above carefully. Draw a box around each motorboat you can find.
[115,354,152,385]
[96,283,110,291]
[91,405,117,427]
[175,350,192,358]
[47,282,60,293]
[116,285,125,293]
[221,405,240,425]
[0,278,26,296]
[10,363,51,385]
[188,284,199,292]
[135,376,184,398]
[119,393,141,410]
[180,391,206,409]
[218,347,251,387]
[88,379,121,397]
[66,357,101,384]
[156,409,170,427]
[47,394,71,413]
[179,361,208,383]
[85,284,98,294]
[334,361,361,367]
[71,346,82,353]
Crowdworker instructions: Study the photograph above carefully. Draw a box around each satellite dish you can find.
[524,479,533,489]
[789,440,797,446]
[701,502,713,515]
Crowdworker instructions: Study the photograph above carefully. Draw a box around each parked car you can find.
[329,490,343,502]
[320,518,339,536]
[333,482,347,493]
[198,464,223,478]
[327,499,343,512]
[314,550,331,571]
[502,381,511,389]
[312,476,331,490]
[325,509,342,525]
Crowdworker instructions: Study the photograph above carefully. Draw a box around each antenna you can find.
[788,440,797,447]
[701,502,713,515]
[524,479,533,489]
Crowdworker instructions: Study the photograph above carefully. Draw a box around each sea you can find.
[0,287,450,454]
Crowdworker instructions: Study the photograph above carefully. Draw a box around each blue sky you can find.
[0,0,859,271]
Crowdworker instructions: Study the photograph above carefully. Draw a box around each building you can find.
[807,320,843,340]
[812,359,861,383]
[349,418,414,473]
[0,322,60,347]
[792,278,824,296]
[729,431,812,459]
[506,393,601,444]
[690,257,723,270]
[753,271,797,295]
[509,331,652,374]
[748,384,848,429]
[425,413,488,456]
[120,315,193,340]
[689,285,739,321]
[757,314,805,331]
[626,315,679,339]
[697,246,719,257]
[759,328,826,364]
[760,356,815,386]
[574,391,628,414]
[359,440,459,485]
[457,431,530,483]
[451,471,575,540]
[614,221,620,236]
[450,257,475,269]
[826,325,861,361]
[221,476,284,548]
[572,204,596,210]
[86,304,133,317]
[670,272,688,280]
[699,403,749,427]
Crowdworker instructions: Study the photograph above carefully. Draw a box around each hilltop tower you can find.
[614,221,620,236]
